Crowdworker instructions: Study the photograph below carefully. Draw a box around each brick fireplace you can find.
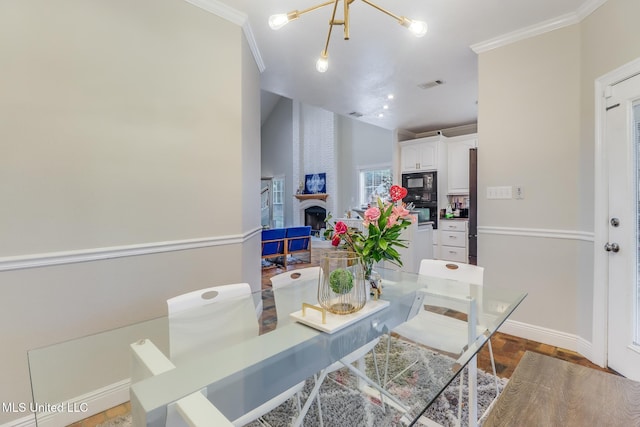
[296,197,328,231]
[304,206,327,236]
[292,102,337,227]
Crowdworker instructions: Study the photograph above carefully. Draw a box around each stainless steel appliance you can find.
[468,148,478,265]
[402,171,438,229]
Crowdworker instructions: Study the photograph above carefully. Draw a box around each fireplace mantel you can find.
[294,193,328,201]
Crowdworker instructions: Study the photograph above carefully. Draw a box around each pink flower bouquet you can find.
[324,185,415,276]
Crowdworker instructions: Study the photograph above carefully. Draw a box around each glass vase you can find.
[366,269,382,299]
[318,251,367,314]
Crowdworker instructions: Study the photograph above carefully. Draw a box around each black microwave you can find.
[402,172,437,203]
[402,172,438,229]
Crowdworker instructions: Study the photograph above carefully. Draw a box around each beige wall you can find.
[478,25,582,334]
[0,0,260,422]
[577,0,640,348]
[0,0,247,255]
[579,0,640,230]
[478,0,640,351]
[478,26,581,230]
[240,32,262,288]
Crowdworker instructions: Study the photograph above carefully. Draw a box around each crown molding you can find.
[471,0,609,54]
[575,0,609,20]
[241,20,266,72]
[182,0,265,72]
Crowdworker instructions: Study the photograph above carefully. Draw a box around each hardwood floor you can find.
[483,351,639,427]
[71,246,614,426]
[263,246,615,379]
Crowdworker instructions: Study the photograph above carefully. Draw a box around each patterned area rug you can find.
[99,338,505,427]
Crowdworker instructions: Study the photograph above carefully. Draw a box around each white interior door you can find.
[606,73,640,380]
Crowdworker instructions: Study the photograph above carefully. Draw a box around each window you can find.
[359,168,392,206]
[272,177,284,228]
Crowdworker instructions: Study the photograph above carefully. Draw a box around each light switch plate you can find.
[486,186,513,199]
[514,186,524,199]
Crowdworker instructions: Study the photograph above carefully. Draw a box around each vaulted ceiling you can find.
[217,0,603,134]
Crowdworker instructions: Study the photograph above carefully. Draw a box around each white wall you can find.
[261,100,394,225]
[477,0,640,356]
[261,98,295,226]
[294,102,337,220]
[0,0,260,423]
[336,116,395,215]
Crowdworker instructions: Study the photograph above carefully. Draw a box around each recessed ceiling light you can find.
[387,94,394,100]
[418,79,445,90]
[378,113,384,118]
[383,105,389,110]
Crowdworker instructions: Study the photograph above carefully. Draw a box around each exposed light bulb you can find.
[316,53,329,73]
[406,19,428,37]
[269,14,290,30]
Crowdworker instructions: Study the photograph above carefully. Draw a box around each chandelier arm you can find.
[322,0,341,56]
[294,0,338,19]
[360,0,403,23]
[343,0,350,39]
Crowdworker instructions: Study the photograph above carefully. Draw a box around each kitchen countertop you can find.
[417,221,435,226]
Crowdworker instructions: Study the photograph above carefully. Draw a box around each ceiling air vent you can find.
[418,80,445,90]
[348,111,363,118]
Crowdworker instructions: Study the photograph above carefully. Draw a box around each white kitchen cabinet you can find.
[447,135,477,195]
[379,222,433,273]
[432,229,439,260]
[400,137,440,172]
[438,219,468,263]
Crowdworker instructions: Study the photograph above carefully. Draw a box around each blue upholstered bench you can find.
[261,228,286,265]
[261,226,312,267]
[285,226,312,265]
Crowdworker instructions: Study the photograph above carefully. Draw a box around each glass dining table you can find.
[28,268,526,427]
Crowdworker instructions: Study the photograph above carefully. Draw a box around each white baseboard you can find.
[576,335,601,367]
[0,322,596,427]
[498,319,593,360]
[0,380,130,427]
[0,414,35,427]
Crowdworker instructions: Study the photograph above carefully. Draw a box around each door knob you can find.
[604,242,620,253]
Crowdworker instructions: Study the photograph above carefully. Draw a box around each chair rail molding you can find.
[0,227,263,272]
[478,226,594,242]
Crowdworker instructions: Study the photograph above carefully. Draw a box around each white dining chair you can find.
[390,259,499,425]
[130,338,234,427]
[270,266,322,328]
[167,283,305,427]
[270,268,404,427]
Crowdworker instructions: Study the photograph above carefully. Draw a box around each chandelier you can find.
[269,0,427,73]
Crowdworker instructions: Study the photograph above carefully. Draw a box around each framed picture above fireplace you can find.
[304,173,326,194]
